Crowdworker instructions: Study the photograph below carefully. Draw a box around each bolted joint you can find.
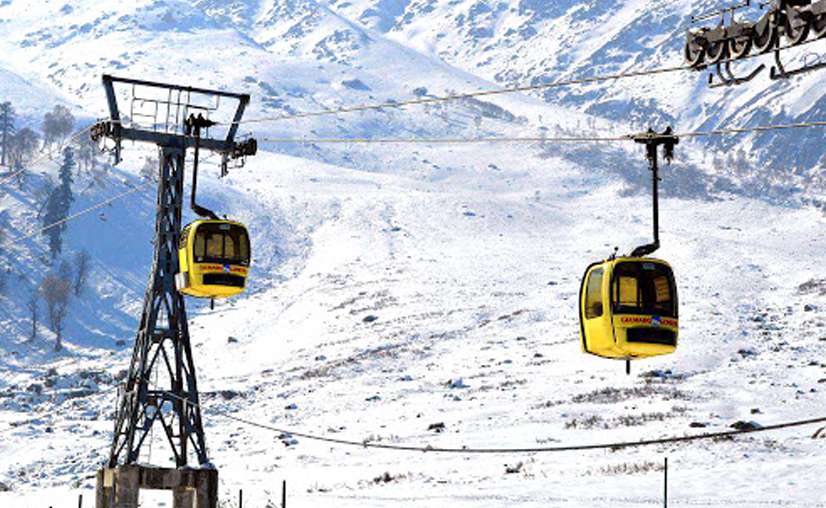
[90,121,116,143]
[232,138,257,159]
[633,127,680,167]
[184,113,217,136]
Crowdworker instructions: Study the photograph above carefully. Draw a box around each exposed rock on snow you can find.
[731,421,763,431]
[446,378,469,389]
[427,422,445,433]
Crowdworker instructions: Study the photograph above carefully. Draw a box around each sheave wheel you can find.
[705,39,727,64]
[813,14,826,39]
[684,38,706,67]
[753,16,778,53]
[728,34,753,59]
[785,10,811,46]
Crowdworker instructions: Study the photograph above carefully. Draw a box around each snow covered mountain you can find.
[322,0,826,175]
[1,1,826,507]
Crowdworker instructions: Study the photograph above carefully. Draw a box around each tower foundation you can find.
[95,465,218,508]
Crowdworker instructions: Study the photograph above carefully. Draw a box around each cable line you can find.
[258,134,628,144]
[235,63,690,125]
[13,181,151,243]
[256,118,826,145]
[235,36,825,126]
[167,393,825,455]
[96,119,826,149]
[677,119,826,139]
[3,120,821,243]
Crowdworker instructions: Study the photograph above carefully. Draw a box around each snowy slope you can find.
[3,144,826,507]
[0,66,77,122]
[0,1,825,507]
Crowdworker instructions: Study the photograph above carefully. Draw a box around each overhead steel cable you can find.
[3,121,823,241]
[234,63,690,125]
[676,119,826,139]
[255,118,826,145]
[10,148,221,247]
[257,134,629,144]
[231,37,825,126]
[13,181,152,243]
[91,39,819,143]
[167,392,826,455]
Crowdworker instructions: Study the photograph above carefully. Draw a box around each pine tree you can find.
[73,249,91,296]
[27,288,39,343]
[11,159,24,188]
[42,147,75,258]
[0,102,16,167]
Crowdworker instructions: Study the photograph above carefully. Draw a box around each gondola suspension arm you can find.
[186,113,220,221]
[631,128,679,258]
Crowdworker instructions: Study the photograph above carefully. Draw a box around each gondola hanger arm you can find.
[629,127,679,258]
[186,113,220,221]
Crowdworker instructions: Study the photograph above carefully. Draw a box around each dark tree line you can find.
[0,100,100,352]
[0,102,92,189]
[25,145,88,352]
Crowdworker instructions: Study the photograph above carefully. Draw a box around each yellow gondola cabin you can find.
[176,220,251,299]
[579,257,678,360]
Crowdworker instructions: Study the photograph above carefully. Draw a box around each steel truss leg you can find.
[107,145,208,468]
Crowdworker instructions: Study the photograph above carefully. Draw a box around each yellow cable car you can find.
[579,257,678,361]
[176,220,251,299]
[578,128,681,373]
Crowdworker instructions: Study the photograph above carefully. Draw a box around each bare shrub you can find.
[595,461,664,476]
[571,385,691,404]
[40,273,71,351]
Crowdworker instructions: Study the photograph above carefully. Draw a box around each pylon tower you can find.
[90,75,256,508]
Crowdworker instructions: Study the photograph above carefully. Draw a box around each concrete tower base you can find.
[95,465,218,508]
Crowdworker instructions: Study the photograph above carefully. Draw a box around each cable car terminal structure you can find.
[90,75,256,508]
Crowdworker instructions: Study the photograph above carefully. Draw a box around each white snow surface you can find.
[0,1,825,507]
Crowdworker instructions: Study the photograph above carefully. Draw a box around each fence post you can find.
[663,457,668,508]
[282,480,287,508]
[78,494,83,508]
[239,489,243,508]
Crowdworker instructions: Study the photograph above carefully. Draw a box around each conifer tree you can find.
[0,101,15,167]
[42,147,75,258]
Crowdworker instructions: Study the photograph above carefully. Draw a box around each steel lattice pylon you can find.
[109,146,208,467]
[90,76,256,483]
